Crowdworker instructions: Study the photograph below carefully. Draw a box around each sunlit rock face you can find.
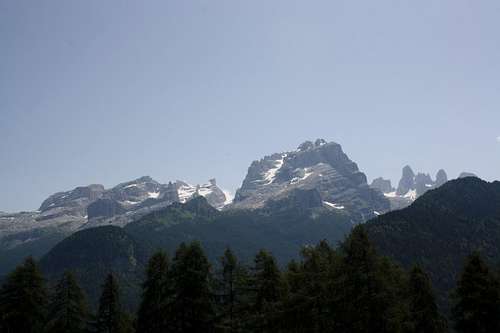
[231,139,390,223]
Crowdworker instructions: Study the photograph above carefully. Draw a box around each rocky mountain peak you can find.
[232,140,389,222]
[107,176,163,207]
[396,165,416,195]
[296,138,328,152]
[297,140,315,151]
[39,184,106,214]
[315,138,327,146]
[414,173,434,196]
[372,166,452,210]
[370,177,394,194]
[435,169,448,187]
[174,179,227,209]
[112,175,160,190]
[29,174,228,231]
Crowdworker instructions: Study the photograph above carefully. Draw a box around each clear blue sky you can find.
[1,1,499,212]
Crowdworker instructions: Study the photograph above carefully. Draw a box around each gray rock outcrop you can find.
[435,169,448,187]
[375,166,451,210]
[396,166,416,196]
[370,177,394,194]
[231,139,390,223]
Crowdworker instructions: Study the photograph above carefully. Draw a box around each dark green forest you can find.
[2,226,500,333]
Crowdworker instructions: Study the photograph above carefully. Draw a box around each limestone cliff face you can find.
[370,178,394,194]
[232,139,390,223]
[371,167,452,210]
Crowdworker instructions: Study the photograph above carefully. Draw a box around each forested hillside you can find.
[366,177,500,312]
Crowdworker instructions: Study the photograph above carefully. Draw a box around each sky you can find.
[1,0,499,212]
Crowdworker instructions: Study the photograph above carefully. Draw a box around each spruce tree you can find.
[282,243,333,333]
[217,247,238,332]
[452,252,500,333]
[0,256,48,333]
[281,259,306,333]
[336,225,378,332]
[170,241,215,332]
[334,225,407,333]
[45,271,90,333]
[300,241,337,331]
[407,266,447,333]
[250,249,284,332]
[137,251,172,333]
[216,247,252,332]
[284,259,302,294]
[95,273,132,333]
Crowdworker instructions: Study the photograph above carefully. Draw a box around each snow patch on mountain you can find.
[232,139,390,222]
[174,180,227,209]
[323,201,345,210]
[177,184,198,203]
[123,200,140,205]
[147,191,160,199]
[384,191,397,198]
[197,186,214,197]
[222,190,234,206]
[263,154,286,185]
[403,189,417,201]
[372,166,454,210]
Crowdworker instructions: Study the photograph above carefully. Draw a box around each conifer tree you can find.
[136,251,171,333]
[334,225,407,333]
[250,249,284,332]
[170,241,215,332]
[281,241,343,332]
[0,256,48,333]
[217,247,248,332]
[336,225,378,332]
[284,259,302,294]
[407,266,447,333]
[45,271,90,333]
[281,259,306,332]
[301,241,337,331]
[95,273,132,333]
[452,252,500,333]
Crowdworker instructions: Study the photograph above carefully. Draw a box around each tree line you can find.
[1,225,500,332]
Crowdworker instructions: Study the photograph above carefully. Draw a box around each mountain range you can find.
[370,166,478,210]
[0,176,228,275]
[37,176,499,313]
[0,139,393,274]
[0,138,494,314]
